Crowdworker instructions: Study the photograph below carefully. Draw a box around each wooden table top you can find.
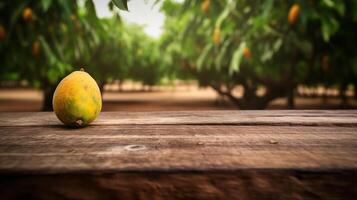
[0,110,356,174]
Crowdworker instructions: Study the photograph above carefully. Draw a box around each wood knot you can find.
[124,145,146,151]
[269,139,278,144]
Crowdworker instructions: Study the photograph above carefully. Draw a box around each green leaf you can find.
[41,0,52,12]
[321,16,339,42]
[273,38,282,52]
[215,37,232,70]
[215,6,229,28]
[322,0,334,8]
[180,14,197,42]
[322,0,345,16]
[261,45,273,62]
[85,0,100,22]
[262,0,273,18]
[215,0,236,28]
[229,42,246,74]
[334,2,345,16]
[197,43,213,70]
[112,0,129,11]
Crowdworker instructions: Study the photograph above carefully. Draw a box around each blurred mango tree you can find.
[0,0,129,110]
[160,0,357,109]
[122,24,159,88]
[2,0,356,111]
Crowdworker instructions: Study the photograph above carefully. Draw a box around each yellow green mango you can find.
[53,69,102,127]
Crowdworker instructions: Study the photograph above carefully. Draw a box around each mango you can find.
[22,7,33,21]
[243,47,251,59]
[288,4,300,25]
[213,27,221,45]
[201,0,210,13]
[32,40,40,57]
[53,68,102,127]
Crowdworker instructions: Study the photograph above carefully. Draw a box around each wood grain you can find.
[1,171,356,200]
[0,110,356,199]
[0,125,356,173]
[1,110,357,127]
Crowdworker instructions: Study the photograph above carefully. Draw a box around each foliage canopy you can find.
[0,0,356,110]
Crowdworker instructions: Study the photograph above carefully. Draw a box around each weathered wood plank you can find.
[0,125,356,173]
[1,110,357,127]
[0,111,356,199]
[0,171,356,200]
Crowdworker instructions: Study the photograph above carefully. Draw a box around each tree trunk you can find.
[209,84,280,110]
[42,85,57,111]
[118,80,123,92]
[99,81,105,96]
[287,89,295,109]
[354,82,357,99]
[339,83,348,108]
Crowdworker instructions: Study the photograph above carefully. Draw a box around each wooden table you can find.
[0,110,356,199]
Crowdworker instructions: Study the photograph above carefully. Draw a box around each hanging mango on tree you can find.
[288,3,300,25]
[22,7,34,21]
[213,27,221,45]
[243,47,252,59]
[201,0,210,13]
[32,40,40,57]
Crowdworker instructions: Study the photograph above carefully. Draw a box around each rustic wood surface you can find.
[0,110,356,199]
[1,171,356,200]
[1,110,357,127]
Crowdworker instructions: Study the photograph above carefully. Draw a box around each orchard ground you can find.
[0,82,356,112]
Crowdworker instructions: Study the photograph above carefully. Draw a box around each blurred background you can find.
[0,0,356,112]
